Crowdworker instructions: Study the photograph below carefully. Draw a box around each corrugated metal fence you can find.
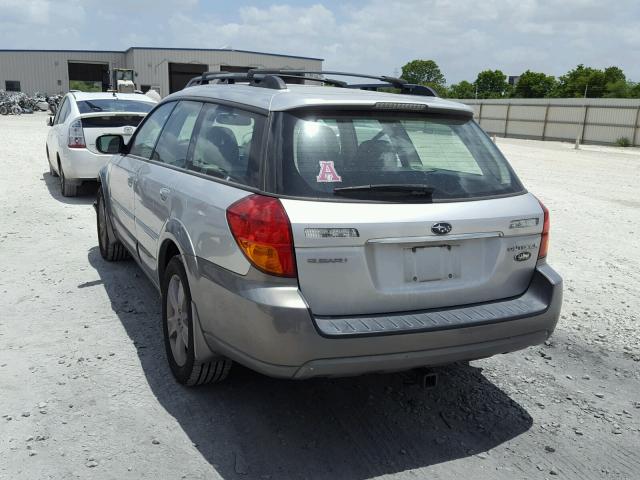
[453,98,640,146]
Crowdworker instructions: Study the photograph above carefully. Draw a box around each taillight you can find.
[537,198,550,258]
[68,119,86,148]
[226,194,296,277]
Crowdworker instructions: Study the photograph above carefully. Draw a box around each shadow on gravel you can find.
[88,246,533,480]
[42,171,98,204]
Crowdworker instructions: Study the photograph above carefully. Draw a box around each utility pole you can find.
[576,83,589,149]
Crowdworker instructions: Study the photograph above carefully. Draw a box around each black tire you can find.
[47,147,58,177]
[96,188,129,261]
[0,105,8,115]
[59,162,77,197]
[162,256,231,386]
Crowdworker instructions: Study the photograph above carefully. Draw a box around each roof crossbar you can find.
[185,69,438,96]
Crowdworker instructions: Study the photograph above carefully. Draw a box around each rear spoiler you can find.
[78,111,148,119]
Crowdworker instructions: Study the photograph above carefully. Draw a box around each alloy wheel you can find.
[166,274,189,366]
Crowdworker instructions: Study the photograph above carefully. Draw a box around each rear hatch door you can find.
[284,194,543,316]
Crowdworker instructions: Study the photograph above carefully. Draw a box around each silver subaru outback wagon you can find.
[94,70,562,386]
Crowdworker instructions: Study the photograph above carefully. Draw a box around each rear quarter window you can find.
[187,104,265,188]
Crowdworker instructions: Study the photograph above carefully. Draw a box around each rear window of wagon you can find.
[274,110,526,202]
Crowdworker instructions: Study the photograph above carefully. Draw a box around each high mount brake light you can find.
[68,119,86,148]
[536,198,550,259]
[226,194,297,277]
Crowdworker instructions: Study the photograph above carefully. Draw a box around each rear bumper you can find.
[60,146,111,181]
[188,258,562,379]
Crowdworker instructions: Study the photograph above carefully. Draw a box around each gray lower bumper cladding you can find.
[314,264,558,338]
[191,258,562,379]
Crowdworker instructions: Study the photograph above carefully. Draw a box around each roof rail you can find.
[185,69,438,97]
[346,83,439,97]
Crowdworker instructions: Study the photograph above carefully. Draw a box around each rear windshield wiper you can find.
[333,184,434,197]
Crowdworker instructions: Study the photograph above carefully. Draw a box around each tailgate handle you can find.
[367,231,503,244]
[159,187,171,201]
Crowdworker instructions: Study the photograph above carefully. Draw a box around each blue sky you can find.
[1,0,639,83]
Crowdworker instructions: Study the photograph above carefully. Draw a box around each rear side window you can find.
[277,111,525,202]
[128,102,175,159]
[152,101,202,168]
[188,104,265,187]
[55,98,70,125]
[76,99,153,114]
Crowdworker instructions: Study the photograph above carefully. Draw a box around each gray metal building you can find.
[0,47,323,97]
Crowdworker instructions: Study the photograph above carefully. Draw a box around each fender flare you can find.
[96,166,118,244]
[157,223,217,363]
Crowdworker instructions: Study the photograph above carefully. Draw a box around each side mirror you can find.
[47,116,54,127]
[96,134,126,154]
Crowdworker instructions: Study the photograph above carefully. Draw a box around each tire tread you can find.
[97,189,130,262]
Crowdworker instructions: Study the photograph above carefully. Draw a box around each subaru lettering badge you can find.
[431,222,452,235]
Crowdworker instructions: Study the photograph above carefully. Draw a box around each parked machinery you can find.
[111,68,135,93]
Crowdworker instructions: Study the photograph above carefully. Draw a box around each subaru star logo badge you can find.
[514,251,532,262]
[431,222,452,235]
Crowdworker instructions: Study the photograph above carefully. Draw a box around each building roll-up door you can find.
[68,62,109,92]
[168,63,208,93]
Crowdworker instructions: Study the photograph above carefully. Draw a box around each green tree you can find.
[628,82,640,98]
[604,79,629,98]
[474,70,509,98]
[552,64,628,98]
[448,80,476,99]
[512,70,557,98]
[604,66,626,85]
[401,59,446,91]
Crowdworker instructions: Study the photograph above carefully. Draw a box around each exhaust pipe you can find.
[417,368,439,389]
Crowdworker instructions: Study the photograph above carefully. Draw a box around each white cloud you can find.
[0,0,639,82]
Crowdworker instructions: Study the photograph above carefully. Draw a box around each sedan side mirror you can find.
[96,134,126,154]
[47,116,54,127]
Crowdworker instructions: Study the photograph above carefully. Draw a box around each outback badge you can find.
[514,251,532,262]
[431,222,452,235]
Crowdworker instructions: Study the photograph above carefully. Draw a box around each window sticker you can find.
[316,161,342,183]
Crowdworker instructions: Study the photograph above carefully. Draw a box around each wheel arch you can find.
[96,168,118,245]
[157,218,197,285]
[157,223,216,365]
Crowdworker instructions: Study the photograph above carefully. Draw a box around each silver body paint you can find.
[99,83,562,378]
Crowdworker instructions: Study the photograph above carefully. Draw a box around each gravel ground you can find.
[1,113,639,480]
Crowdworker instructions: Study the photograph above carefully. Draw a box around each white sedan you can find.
[46,91,157,196]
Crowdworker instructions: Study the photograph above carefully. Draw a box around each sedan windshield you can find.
[276,111,525,202]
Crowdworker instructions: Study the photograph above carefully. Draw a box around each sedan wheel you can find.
[59,164,77,197]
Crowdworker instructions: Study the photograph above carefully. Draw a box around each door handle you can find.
[159,187,171,201]
[127,176,135,187]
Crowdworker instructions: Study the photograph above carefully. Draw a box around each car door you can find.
[47,96,70,164]
[134,100,202,277]
[109,102,175,253]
